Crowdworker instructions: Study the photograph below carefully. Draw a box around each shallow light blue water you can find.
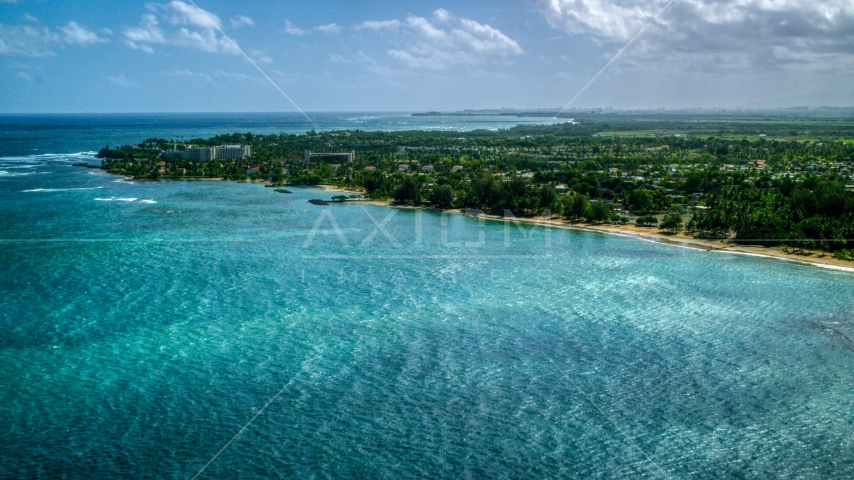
[1,128,854,478]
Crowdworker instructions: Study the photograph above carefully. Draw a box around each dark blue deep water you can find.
[1,115,854,479]
[0,112,566,158]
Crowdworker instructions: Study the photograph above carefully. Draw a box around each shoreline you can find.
[481,213,854,272]
[91,172,854,273]
[313,185,854,273]
[566,223,854,272]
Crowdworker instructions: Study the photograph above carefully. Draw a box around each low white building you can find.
[304,150,354,163]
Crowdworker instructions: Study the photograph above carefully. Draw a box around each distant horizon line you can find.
[2,106,854,116]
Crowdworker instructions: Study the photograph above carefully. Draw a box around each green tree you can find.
[316,163,334,179]
[636,214,658,226]
[538,185,558,213]
[393,175,420,203]
[361,171,386,193]
[589,201,612,223]
[567,194,591,220]
[429,185,454,209]
[659,213,683,233]
[628,189,656,213]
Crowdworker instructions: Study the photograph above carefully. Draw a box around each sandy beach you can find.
[564,222,854,271]
[315,185,854,272]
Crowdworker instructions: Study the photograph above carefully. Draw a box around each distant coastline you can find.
[412,111,576,118]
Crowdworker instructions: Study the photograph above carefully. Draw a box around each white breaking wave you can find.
[30,152,98,159]
[1,171,43,177]
[0,152,98,164]
[713,249,854,274]
[0,159,43,165]
[93,197,156,204]
[23,187,104,192]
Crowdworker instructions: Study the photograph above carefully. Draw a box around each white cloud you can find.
[123,2,239,55]
[0,21,107,57]
[0,24,57,57]
[161,68,213,81]
[549,71,575,83]
[531,0,854,71]
[107,74,137,87]
[212,69,249,80]
[433,8,452,22]
[379,9,524,69]
[250,49,273,63]
[123,13,166,51]
[386,50,431,68]
[149,0,221,30]
[136,44,155,54]
[284,20,310,36]
[284,20,347,36]
[58,21,109,46]
[355,20,401,31]
[16,69,44,84]
[163,68,195,76]
[230,15,254,28]
[174,27,239,54]
[532,0,653,41]
[330,50,393,75]
[159,68,255,84]
[314,23,342,35]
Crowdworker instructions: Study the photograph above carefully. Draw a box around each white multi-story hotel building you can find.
[184,147,215,162]
[215,145,251,160]
[162,145,251,162]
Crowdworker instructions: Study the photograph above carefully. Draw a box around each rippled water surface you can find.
[1,143,854,478]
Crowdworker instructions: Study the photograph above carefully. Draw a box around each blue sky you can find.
[1,0,853,112]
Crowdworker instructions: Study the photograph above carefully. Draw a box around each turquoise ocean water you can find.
[1,114,854,478]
